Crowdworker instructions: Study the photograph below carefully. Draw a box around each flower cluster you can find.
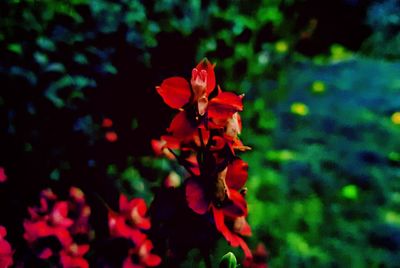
[23,187,91,267]
[108,194,161,268]
[0,225,13,268]
[154,59,252,259]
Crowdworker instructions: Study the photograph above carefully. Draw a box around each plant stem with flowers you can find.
[153,58,252,265]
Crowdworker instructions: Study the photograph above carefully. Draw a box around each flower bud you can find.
[219,252,237,268]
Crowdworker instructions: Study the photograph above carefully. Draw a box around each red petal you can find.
[69,187,85,203]
[129,199,150,230]
[23,221,52,243]
[185,178,209,214]
[196,59,215,95]
[222,190,247,218]
[211,92,243,111]
[238,237,253,259]
[131,198,148,216]
[234,216,252,237]
[0,242,13,267]
[109,213,147,245]
[52,226,73,247]
[151,139,167,157]
[123,257,142,268]
[212,206,239,247]
[119,194,129,212]
[54,201,69,217]
[167,111,196,139]
[40,188,57,201]
[77,244,90,256]
[157,77,191,109]
[208,92,243,125]
[213,207,252,259]
[144,254,162,267]
[51,202,73,228]
[226,159,248,190]
[140,240,161,266]
[0,239,12,255]
[186,154,200,176]
[160,135,180,149]
[38,248,53,259]
[60,254,89,268]
[0,239,13,268]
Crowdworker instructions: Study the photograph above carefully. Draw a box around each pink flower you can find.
[23,187,92,266]
[0,167,7,183]
[0,226,13,268]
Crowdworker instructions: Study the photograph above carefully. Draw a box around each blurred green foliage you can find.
[242,56,400,267]
[2,0,400,267]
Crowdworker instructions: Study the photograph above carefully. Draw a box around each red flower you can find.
[185,159,249,214]
[154,57,252,262]
[212,206,252,259]
[23,221,73,249]
[156,58,215,115]
[123,240,161,268]
[108,195,161,268]
[0,226,13,268]
[243,243,269,268]
[60,243,90,268]
[155,59,216,145]
[185,159,252,258]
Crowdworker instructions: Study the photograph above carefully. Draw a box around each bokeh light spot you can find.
[275,40,288,53]
[311,80,326,93]
[291,102,309,116]
[105,131,118,142]
[391,112,400,124]
[341,184,358,200]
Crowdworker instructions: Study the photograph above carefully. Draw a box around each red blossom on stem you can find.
[155,58,253,261]
[108,194,161,268]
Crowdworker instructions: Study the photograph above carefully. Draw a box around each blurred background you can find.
[1,0,400,267]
